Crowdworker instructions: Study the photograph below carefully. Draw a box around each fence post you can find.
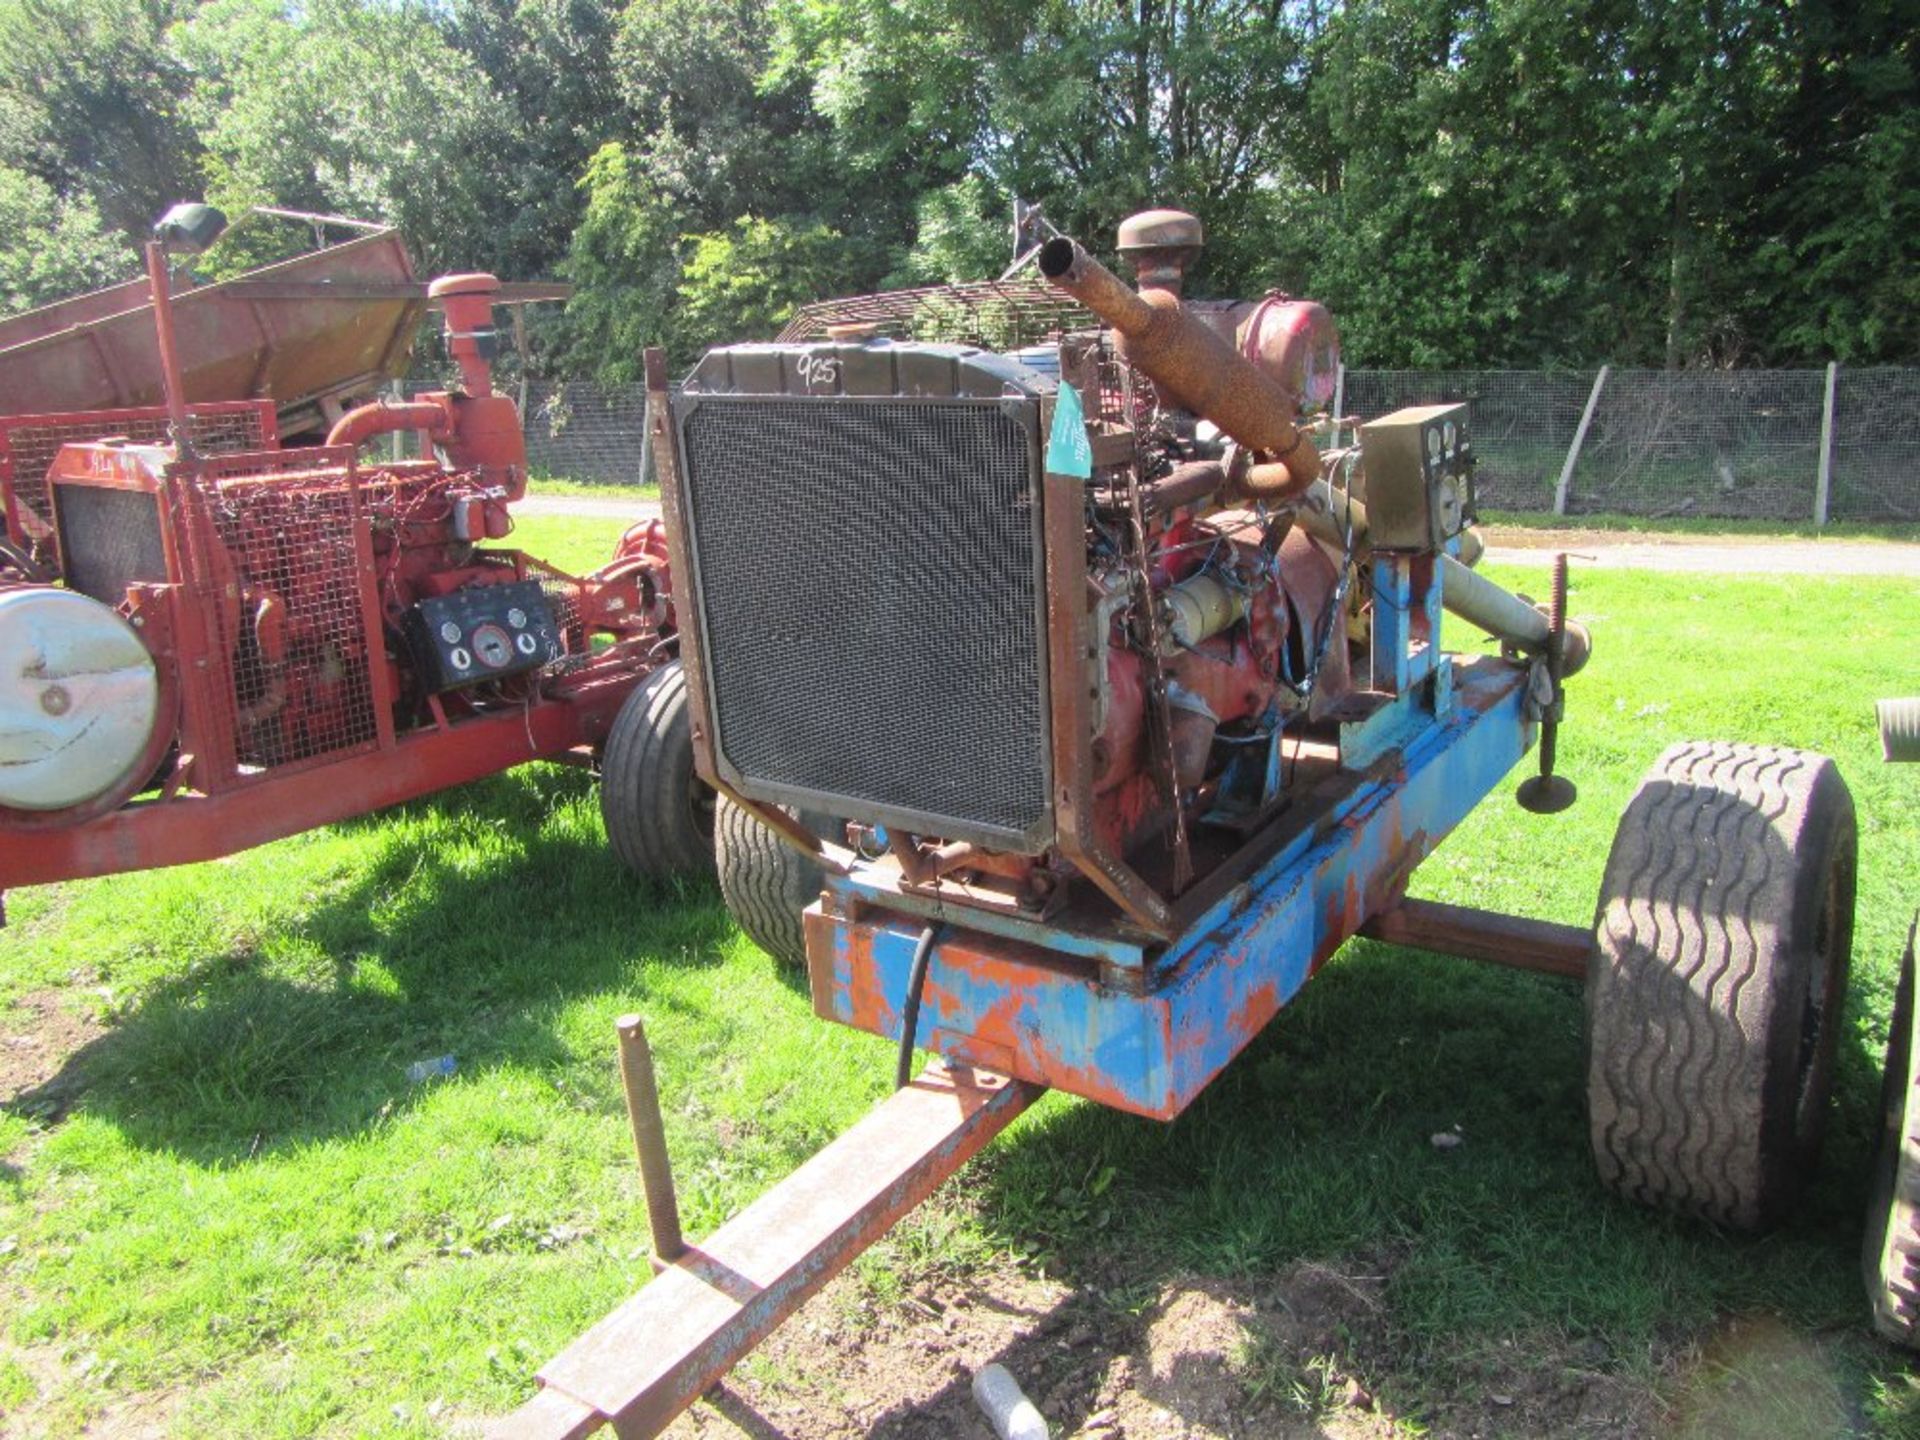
[1815,361,1839,527]
[1555,364,1610,516]
[512,306,531,424]
[1331,362,1346,448]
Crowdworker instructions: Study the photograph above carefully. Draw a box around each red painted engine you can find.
[1033,215,1354,878]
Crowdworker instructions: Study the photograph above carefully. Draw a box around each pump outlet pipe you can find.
[1294,479,1591,675]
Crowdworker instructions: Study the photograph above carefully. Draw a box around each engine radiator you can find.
[672,343,1056,852]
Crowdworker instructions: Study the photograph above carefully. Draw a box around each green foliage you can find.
[0,0,203,238]
[176,0,506,274]
[676,215,844,353]
[891,175,1012,285]
[558,140,695,381]
[0,0,1912,368]
[0,167,135,316]
[437,0,629,280]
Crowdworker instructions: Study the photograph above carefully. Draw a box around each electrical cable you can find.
[895,922,943,1091]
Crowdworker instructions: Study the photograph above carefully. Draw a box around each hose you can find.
[895,922,942,1090]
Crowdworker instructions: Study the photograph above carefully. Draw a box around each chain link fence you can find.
[522,381,653,487]
[1830,369,1920,523]
[514,367,1919,524]
[1341,370,1594,512]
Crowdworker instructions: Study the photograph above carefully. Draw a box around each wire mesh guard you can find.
[0,403,273,556]
[779,280,1095,351]
[207,465,378,770]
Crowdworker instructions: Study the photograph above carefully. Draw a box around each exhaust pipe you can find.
[1037,237,1320,498]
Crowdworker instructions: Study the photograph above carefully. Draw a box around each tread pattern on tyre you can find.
[1586,740,1853,1232]
[1867,921,1920,1347]
[715,795,825,966]
[600,662,714,882]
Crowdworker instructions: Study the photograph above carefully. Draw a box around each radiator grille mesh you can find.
[680,397,1050,845]
[53,487,166,603]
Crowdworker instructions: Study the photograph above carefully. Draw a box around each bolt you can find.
[40,684,71,717]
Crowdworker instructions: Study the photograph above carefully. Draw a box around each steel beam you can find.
[1361,897,1590,980]
[814,656,1534,1119]
[497,1062,1041,1440]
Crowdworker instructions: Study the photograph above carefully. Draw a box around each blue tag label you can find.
[1046,382,1094,479]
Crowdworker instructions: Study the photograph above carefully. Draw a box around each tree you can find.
[0,166,135,316]
[437,0,629,279]
[0,0,203,239]
[175,0,511,274]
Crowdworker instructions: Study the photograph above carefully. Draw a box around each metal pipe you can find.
[144,241,195,460]
[1292,479,1589,674]
[616,1014,686,1269]
[1037,238,1319,496]
[1360,898,1589,980]
[1141,459,1225,514]
[325,398,451,452]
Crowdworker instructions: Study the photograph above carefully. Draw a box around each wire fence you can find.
[511,367,1920,524]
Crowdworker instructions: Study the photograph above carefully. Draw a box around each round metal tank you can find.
[0,586,160,811]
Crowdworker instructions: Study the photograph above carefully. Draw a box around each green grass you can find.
[524,475,658,504]
[504,512,640,577]
[1,520,1917,1436]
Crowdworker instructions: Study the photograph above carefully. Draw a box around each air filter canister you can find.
[0,586,159,811]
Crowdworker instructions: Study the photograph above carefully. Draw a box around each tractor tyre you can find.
[1865,917,1920,1348]
[599,662,716,882]
[1585,741,1856,1232]
[715,794,830,967]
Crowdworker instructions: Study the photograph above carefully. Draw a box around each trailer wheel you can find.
[1865,918,1920,1348]
[600,662,715,882]
[715,795,831,966]
[1586,741,1855,1232]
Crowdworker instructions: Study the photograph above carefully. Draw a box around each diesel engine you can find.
[657,209,1578,943]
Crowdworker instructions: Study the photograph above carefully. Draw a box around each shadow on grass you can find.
[948,937,1897,1432]
[2,766,732,1165]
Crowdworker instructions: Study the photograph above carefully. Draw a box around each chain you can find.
[1125,466,1193,891]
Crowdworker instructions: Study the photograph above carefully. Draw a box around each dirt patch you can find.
[0,990,104,1119]
[0,1340,182,1439]
[647,1245,1662,1439]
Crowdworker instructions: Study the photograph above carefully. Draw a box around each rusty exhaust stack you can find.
[1037,230,1319,498]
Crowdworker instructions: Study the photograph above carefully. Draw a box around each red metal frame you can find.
[0,398,277,557]
[0,681,628,888]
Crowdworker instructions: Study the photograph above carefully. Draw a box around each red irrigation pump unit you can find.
[0,207,707,914]
[512,207,1852,1434]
